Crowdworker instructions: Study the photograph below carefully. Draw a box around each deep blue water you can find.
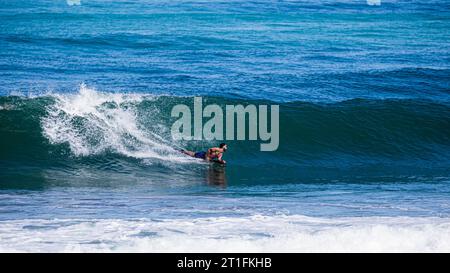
[0,0,450,252]
[1,0,449,101]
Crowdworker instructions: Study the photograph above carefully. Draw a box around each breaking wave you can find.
[1,84,450,186]
[1,215,449,252]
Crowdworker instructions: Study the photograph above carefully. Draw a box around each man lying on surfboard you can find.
[180,143,227,165]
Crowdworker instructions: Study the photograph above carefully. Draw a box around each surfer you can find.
[180,143,227,164]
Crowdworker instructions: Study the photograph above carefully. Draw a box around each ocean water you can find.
[1,0,450,252]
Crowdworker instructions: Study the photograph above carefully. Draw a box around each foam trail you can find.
[41,84,189,163]
[0,215,449,252]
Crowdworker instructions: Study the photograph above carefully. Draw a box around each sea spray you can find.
[41,84,183,161]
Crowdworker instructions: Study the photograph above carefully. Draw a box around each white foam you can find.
[367,0,381,6]
[41,84,190,163]
[67,0,81,6]
[1,215,449,252]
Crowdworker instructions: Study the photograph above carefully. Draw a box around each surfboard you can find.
[211,159,226,165]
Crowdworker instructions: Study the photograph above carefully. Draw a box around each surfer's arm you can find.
[215,159,226,164]
[214,152,225,164]
[206,148,212,161]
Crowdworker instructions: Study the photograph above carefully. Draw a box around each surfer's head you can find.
[220,143,227,152]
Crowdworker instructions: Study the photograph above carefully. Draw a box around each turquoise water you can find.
[0,0,450,252]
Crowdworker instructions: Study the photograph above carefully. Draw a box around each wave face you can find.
[1,86,450,188]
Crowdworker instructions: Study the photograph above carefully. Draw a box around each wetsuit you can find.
[194,151,207,159]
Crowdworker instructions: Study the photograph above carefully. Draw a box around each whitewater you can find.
[1,216,450,252]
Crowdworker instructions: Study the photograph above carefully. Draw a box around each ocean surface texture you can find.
[0,0,450,252]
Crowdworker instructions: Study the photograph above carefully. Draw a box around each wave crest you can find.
[41,84,185,162]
